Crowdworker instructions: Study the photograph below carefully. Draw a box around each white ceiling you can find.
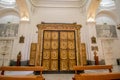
[30,0,87,8]
[0,0,15,2]
[31,0,82,2]
[0,0,117,22]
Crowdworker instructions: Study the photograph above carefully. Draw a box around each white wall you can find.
[95,15,120,70]
[0,6,89,64]
[29,7,87,43]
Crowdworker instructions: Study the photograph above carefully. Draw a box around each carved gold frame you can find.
[35,23,82,66]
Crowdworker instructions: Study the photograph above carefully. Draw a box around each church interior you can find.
[0,0,120,80]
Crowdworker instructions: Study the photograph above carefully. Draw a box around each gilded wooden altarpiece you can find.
[29,23,86,72]
[80,43,87,65]
[29,43,37,65]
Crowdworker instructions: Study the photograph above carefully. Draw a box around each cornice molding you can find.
[30,0,87,8]
[0,3,16,8]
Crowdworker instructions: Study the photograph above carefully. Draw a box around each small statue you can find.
[17,51,21,66]
[94,51,99,65]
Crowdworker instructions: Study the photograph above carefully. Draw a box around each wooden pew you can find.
[74,73,120,80]
[0,66,44,80]
[0,66,43,75]
[73,65,113,74]
[0,75,43,80]
[72,65,120,80]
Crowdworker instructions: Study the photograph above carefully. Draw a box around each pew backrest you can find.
[73,65,113,74]
[0,75,43,80]
[74,72,120,80]
[0,66,43,75]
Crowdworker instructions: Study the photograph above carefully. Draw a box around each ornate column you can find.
[76,27,82,65]
[35,25,43,66]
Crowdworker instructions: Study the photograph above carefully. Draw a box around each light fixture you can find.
[21,16,29,21]
[21,12,29,21]
[87,17,95,22]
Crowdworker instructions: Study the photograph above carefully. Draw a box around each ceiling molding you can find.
[0,3,16,8]
[0,8,19,17]
[0,0,16,8]
[30,0,88,8]
[96,10,117,23]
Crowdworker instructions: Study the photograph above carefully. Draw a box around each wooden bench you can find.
[0,75,43,80]
[0,66,44,80]
[72,65,120,80]
[74,73,120,80]
[73,65,113,74]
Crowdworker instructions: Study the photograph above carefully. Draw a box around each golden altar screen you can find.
[29,23,86,71]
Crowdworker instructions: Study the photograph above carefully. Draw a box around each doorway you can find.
[42,30,76,71]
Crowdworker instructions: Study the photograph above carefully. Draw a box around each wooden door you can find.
[60,31,76,71]
[42,30,76,71]
[42,31,58,71]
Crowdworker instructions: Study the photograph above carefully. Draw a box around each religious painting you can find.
[96,24,117,38]
[91,46,98,51]
[0,23,19,37]
[19,35,25,43]
[91,36,96,44]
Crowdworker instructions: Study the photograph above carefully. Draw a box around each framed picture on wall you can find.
[91,36,96,44]
[19,35,25,43]
[96,24,117,39]
[0,23,19,37]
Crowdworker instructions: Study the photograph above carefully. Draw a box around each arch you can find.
[0,8,20,18]
[96,10,117,24]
